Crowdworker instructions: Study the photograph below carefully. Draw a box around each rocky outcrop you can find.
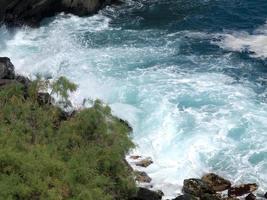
[0,0,118,26]
[228,184,258,197]
[0,57,15,79]
[201,173,231,192]
[182,179,215,197]
[135,171,152,183]
[135,158,153,168]
[245,193,256,200]
[174,174,259,200]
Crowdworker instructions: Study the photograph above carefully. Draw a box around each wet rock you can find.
[202,173,231,192]
[245,193,256,200]
[172,194,199,200]
[183,179,215,197]
[37,92,53,105]
[0,0,117,27]
[0,57,15,79]
[265,192,267,199]
[135,171,152,183]
[135,158,153,168]
[130,155,142,160]
[228,184,258,197]
[129,187,163,200]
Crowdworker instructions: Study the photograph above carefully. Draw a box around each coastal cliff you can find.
[0,0,117,26]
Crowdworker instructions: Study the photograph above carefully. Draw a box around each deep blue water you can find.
[0,0,267,198]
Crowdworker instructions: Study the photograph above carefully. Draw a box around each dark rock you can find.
[135,171,152,183]
[201,173,231,192]
[0,57,15,79]
[135,158,153,168]
[129,187,163,200]
[245,193,256,200]
[172,194,199,200]
[130,155,142,160]
[265,192,267,199]
[183,179,215,197]
[228,184,258,197]
[222,198,239,200]
[15,75,31,88]
[201,193,222,200]
[37,92,53,105]
[0,0,118,27]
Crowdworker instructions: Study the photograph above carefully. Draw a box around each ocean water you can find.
[0,0,267,198]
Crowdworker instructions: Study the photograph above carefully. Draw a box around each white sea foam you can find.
[215,21,267,59]
[0,12,267,199]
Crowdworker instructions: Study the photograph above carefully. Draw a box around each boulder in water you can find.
[228,184,258,197]
[130,155,142,160]
[182,179,215,197]
[135,158,153,168]
[135,171,152,183]
[201,173,231,192]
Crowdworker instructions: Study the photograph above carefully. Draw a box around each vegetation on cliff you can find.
[0,78,136,200]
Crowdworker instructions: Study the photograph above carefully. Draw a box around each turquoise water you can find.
[0,0,267,198]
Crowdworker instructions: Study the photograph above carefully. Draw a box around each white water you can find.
[0,12,267,199]
[216,21,267,59]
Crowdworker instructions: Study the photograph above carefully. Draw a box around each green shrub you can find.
[0,77,136,200]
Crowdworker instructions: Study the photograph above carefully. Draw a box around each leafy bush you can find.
[0,78,136,200]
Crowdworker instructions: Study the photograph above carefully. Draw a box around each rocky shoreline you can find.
[1,57,267,200]
[0,0,120,27]
[127,155,267,200]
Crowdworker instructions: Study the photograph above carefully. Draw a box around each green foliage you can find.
[0,78,136,200]
[51,76,78,108]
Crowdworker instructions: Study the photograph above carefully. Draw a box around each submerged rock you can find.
[0,57,15,79]
[135,171,152,183]
[135,158,153,168]
[130,187,163,200]
[201,173,231,192]
[182,179,215,197]
[228,184,258,197]
[0,0,117,26]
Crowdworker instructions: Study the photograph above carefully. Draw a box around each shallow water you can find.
[0,0,267,198]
